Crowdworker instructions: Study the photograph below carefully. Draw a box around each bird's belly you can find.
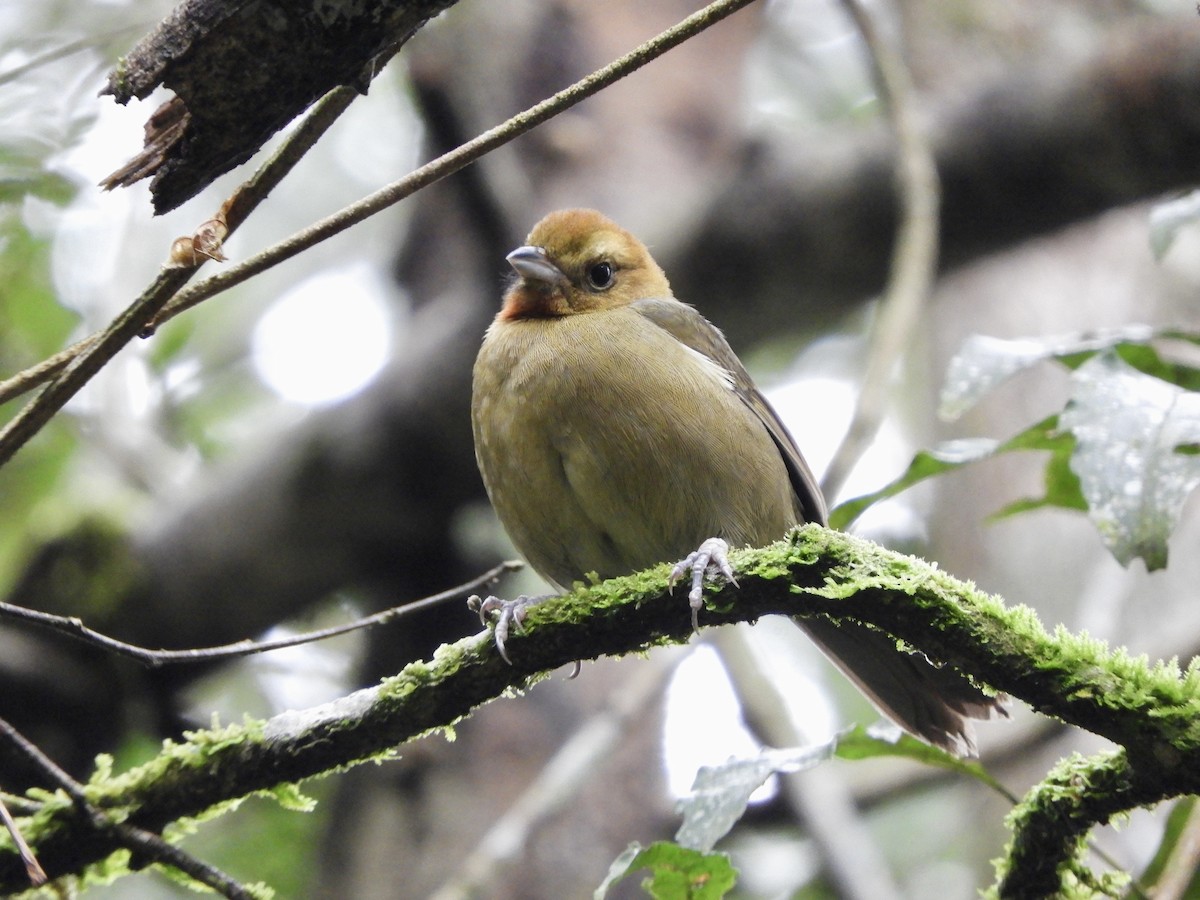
[473,316,797,588]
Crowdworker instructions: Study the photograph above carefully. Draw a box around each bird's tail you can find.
[799,617,1007,757]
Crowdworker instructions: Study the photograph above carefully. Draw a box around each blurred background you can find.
[1,0,1199,896]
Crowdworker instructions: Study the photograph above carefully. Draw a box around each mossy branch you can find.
[992,749,1164,899]
[2,525,1196,894]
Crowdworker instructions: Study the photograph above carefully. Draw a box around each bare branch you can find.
[0,796,45,888]
[0,81,368,408]
[0,562,520,666]
[139,0,762,335]
[821,0,940,500]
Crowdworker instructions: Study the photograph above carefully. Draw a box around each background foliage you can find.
[2,0,1200,897]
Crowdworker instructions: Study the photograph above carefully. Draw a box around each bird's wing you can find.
[630,297,827,526]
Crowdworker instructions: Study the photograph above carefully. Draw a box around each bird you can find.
[470,208,1004,755]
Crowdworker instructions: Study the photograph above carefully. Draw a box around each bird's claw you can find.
[468,594,533,664]
[668,537,738,631]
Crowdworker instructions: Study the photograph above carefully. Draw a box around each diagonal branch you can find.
[0,717,254,898]
[0,0,760,467]
[0,80,375,460]
[821,0,940,501]
[137,0,762,335]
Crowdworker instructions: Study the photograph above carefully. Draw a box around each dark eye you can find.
[586,261,614,290]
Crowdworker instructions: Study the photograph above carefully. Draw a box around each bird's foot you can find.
[668,537,738,631]
[468,593,541,663]
[468,593,581,677]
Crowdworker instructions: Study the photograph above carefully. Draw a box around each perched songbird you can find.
[471,208,1003,755]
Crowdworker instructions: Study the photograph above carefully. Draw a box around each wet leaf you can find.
[939,327,1161,420]
[596,842,737,900]
[1060,353,1200,569]
[675,743,836,852]
[835,724,1014,800]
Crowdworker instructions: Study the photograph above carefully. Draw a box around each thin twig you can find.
[820,0,940,502]
[0,82,369,410]
[219,82,372,234]
[0,717,255,898]
[103,821,257,900]
[0,561,520,666]
[140,0,762,333]
[0,73,382,465]
[0,0,757,459]
[0,795,45,887]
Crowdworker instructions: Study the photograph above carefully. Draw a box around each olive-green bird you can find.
[471,208,1003,755]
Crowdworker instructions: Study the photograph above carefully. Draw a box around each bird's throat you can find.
[499,285,569,321]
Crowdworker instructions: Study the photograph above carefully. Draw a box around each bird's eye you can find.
[586,261,615,290]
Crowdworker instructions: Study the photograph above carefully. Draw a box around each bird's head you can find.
[499,209,672,320]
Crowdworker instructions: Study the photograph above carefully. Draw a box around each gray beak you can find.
[506,245,569,288]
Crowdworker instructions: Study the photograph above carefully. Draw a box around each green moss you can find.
[108,56,130,96]
[79,716,269,812]
[990,752,1137,898]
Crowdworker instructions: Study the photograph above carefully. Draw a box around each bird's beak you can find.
[507,245,569,289]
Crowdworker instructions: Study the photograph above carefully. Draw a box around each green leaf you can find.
[843,329,1200,560]
[990,418,1086,518]
[0,142,81,207]
[675,742,836,852]
[831,416,1074,530]
[830,439,996,530]
[596,841,737,900]
[1060,352,1200,569]
[0,169,76,205]
[1112,341,1200,392]
[935,327,1200,420]
[834,725,1015,801]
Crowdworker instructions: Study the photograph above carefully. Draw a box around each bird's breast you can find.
[471,308,797,587]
